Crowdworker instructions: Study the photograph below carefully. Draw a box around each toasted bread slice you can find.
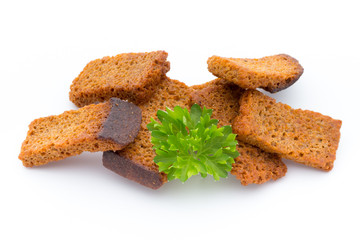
[70,51,170,107]
[191,79,245,126]
[191,79,287,185]
[207,54,303,93]
[233,90,342,171]
[233,142,286,185]
[19,98,141,167]
[103,78,192,189]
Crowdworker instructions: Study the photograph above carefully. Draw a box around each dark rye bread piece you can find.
[207,54,304,93]
[103,78,192,189]
[233,90,342,171]
[190,79,287,185]
[69,51,170,107]
[19,98,141,167]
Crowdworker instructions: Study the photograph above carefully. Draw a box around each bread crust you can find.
[207,54,304,93]
[103,151,164,189]
[233,90,342,171]
[69,51,170,107]
[102,78,192,189]
[19,98,141,167]
[190,79,287,185]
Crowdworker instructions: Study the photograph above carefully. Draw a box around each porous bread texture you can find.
[19,98,141,167]
[114,78,193,187]
[233,90,342,171]
[190,79,287,185]
[191,78,245,126]
[207,54,304,93]
[233,142,286,185]
[70,50,170,107]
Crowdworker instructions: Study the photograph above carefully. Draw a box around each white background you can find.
[1,1,359,239]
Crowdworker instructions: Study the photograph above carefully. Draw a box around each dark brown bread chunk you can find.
[233,90,342,171]
[19,98,141,167]
[69,51,170,107]
[190,79,287,185]
[103,78,192,189]
[103,151,164,189]
[207,54,304,93]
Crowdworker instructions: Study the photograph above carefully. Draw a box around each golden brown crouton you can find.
[207,54,303,93]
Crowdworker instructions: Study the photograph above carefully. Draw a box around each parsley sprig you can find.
[147,104,239,182]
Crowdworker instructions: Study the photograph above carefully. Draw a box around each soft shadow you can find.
[27,152,110,183]
[104,171,277,201]
[33,152,104,172]
[282,158,326,173]
[27,151,286,198]
[258,86,303,107]
[152,174,269,199]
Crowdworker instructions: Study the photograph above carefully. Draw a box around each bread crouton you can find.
[233,90,342,170]
[70,51,170,107]
[207,54,303,93]
[191,79,287,185]
[103,78,192,189]
[19,98,141,167]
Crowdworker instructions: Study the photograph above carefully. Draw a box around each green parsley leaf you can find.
[147,104,239,183]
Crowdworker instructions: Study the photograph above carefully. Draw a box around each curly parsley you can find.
[147,104,239,182]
